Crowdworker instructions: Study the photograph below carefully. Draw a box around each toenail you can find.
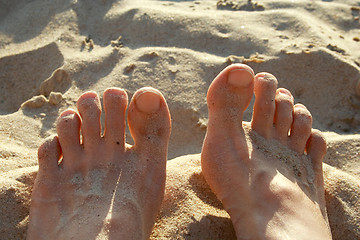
[294,104,307,109]
[257,73,276,81]
[278,88,292,97]
[228,69,253,87]
[58,112,76,124]
[135,90,161,113]
[60,110,76,118]
[105,88,127,99]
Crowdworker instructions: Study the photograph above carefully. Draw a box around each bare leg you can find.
[27,87,171,239]
[201,64,332,239]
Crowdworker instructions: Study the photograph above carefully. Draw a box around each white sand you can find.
[0,0,359,239]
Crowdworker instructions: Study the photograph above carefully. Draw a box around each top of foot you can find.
[28,87,171,240]
[202,64,332,239]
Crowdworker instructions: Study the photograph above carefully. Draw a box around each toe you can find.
[306,129,326,188]
[56,109,82,162]
[251,73,278,139]
[289,104,312,154]
[38,135,61,172]
[273,88,294,143]
[103,88,128,150]
[204,64,254,163]
[127,87,171,161]
[306,129,326,170]
[207,64,254,129]
[76,91,102,150]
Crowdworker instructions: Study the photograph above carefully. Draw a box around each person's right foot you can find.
[27,87,171,240]
[201,64,332,239]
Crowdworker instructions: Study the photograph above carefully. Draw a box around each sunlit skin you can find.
[27,87,171,240]
[201,64,332,240]
[27,64,332,240]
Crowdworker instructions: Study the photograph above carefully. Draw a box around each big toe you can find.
[203,64,254,164]
[127,87,171,162]
[206,64,254,131]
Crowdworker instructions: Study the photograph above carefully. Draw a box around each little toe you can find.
[56,109,82,162]
[306,129,327,192]
[127,87,171,161]
[306,129,326,172]
[38,135,61,173]
[273,88,294,143]
[289,104,312,154]
[251,73,278,139]
[103,88,128,150]
[76,91,102,150]
[206,64,254,130]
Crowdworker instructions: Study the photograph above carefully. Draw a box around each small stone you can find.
[40,68,71,97]
[88,39,94,49]
[226,55,245,64]
[326,44,345,54]
[21,95,47,109]
[82,35,94,49]
[111,36,123,48]
[124,64,136,73]
[48,92,63,105]
[216,0,265,11]
[143,51,159,60]
[197,118,208,130]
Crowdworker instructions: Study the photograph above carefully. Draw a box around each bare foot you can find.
[201,64,332,239]
[27,87,171,239]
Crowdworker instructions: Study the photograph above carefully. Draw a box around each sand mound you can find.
[1,154,359,239]
[324,164,360,240]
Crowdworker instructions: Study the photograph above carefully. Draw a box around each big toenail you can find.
[136,90,161,113]
[228,69,253,87]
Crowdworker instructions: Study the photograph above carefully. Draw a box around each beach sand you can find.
[0,0,359,239]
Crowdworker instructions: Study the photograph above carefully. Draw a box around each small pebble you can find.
[49,92,63,105]
[21,95,47,108]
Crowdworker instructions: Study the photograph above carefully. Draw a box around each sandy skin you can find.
[201,64,332,239]
[27,87,171,240]
[28,64,332,239]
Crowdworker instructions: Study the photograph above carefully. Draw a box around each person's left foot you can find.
[201,64,332,239]
[27,87,171,240]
